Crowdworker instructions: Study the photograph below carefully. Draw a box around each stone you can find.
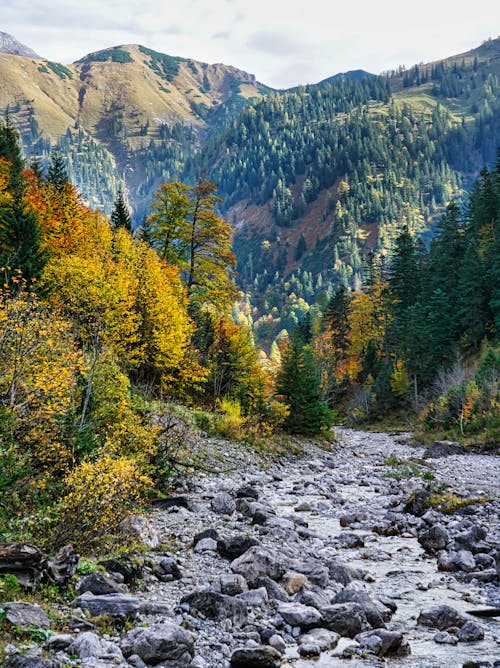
[238,587,269,607]
[299,628,340,651]
[119,514,159,548]
[328,558,366,585]
[339,512,367,527]
[73,592,141,618]
[235,485,259,500]
[355,629,411,657]
[193,528,219,545]
[121,622,195,665]
[417,605,467,630]
[231,547,286,583]
[320,603,370,637]
[193,537,218,553]
[45,633,73,650]
[216,574,248,596]
[44,544,79,587]
[211,492,236,515]
[277,602,323,629]
[67,632,108,659]
[0,543,45,588]
[3,656,56,668]
[253,576,290,602]
[268,634,286,654]
[434,631,459,644]
[404,488,431,516]
[287,560,329,587]
[423,440,463,458]
[458,621,485,642]
[99,556,142,585]
[418,524,450,553]
[230,646,282,667]
[217,535,260,560]
[180,590,247,625]
[282,571,309,595]
[3,602,50,630]
[298,643,321,657]
[75,572,126,596]
[335,532,365,548]
[156,556,183,580]
[152,496,194,511]
[438,549,476,572]
[333,587,387,628]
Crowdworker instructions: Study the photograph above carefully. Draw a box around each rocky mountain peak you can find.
[0,31,42,59]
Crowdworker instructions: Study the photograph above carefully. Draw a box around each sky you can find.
[2,0,499,89]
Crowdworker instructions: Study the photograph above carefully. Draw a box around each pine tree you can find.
[0,200,46,284]
[111,188,132,231]
[47,151,68,190]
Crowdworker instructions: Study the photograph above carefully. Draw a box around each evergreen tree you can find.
[111,188,132,231]
[47,151,68,190]
[0,200,46,284]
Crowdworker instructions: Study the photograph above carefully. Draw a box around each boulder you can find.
[235,485,259,500]
[287,559,329,587]
[73,592,141,618]
[193,528,219,545]
[211,492,236,515]
[99,556,143,585]
[121,622,195,665]
[252,576,290,602]
[231,547,286,583]
[75,572,126,596]
[217,535,260,560]
[3,656,57,668]
[215,574,248,596]
[355,629,411,657]
[404,488,431,516]
[333,587,387,628]
[458,621,485,642]
[417,605,467,630]
[193,537,218,553]
[44,544,79,586]
[180,590,247,625]
[230,646,281,667]
[423,441,463,458]
[67,631,119,660]
[320,602,370,637]
[238,587,269,607]
[155,556,183,581]
[299,627,340,650]
[119,514,159,548]
[328,558,366,585]
[282,571,309,595]
[334,533,365,548]
[3,602,50,629]
[277,602,323,629]
[418,524,450,553]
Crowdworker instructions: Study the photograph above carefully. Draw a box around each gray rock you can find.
[121,622,195,665]
[333,587,387,628]
[328,559,366,585]
[287,559,329,587]
[418,524,450,553]
[217,535,260,560]
[231,547,286,583]
[458,621,485,642]
[45,633,73,650]
[417,605,467,630]
[438,549,476,572]
[75,572,126,596]
[216,574,248,596]
[277,602,322,629]
[404,488,431,516]
[339,512,367,527]
[230,646,281,667]
[296,585,337,610]
[335,532,365,548]
[268,634,286,653]
[355,629,411,657]
[3,656,56,668]
[156,556,183,581]
[73,592,141,618]
[253,576,290,602]
[434,631,459,644]
[3,602,50,630]
[298,643,321,657]
[299,628,340,650]
[238,587,269,607]
[423,440,463,458]
[320,602,370,637]
[119,514,159,547]
[180,590,247,625]
[235,485,259,500]
[67,632,108,659]
[193,537,218,553]
[211,492,236,515]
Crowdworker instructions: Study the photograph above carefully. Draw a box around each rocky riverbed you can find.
[2,428,499,668]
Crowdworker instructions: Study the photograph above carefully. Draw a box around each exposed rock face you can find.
[73,592,141,618]
[0,32,41,58]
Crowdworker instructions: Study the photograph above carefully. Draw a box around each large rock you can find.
[404,488,431,516]
[333,587,387,628]
[282,571,309,595]
[423,441,463,458]
[67,631,122,660]
[457,621,485,642]
[235,485,259,500]
[299,628,340,650]
[180,590,247,625]
[253,576,290,602]
[119,514,160,548]
[328,559,366,585]
[211,492,236,515]
[217,535,260,560]
[355,629,411,657]
[3,656,57,668]
[418,524,450,553]
[73,592,141,618]
[417,605,467,630]
[277,602,323,629]
[3,602,50,629]
[437,549,476,572]
[231,547,286,583]
[230,646,281,667]
[44,544,79,586]
[214,573,248,596]
[121,622,195,665]
[320,602,370,637]
[76,572,126,596]
[286,560,329,587]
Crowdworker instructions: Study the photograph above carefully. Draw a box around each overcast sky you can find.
[2,0,499,88]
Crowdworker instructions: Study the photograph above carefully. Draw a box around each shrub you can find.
[213,398,247,440]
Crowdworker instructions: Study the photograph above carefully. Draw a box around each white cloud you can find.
[2,0,499,87]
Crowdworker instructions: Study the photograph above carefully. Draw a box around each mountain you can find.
[0,31,41,58]
[0,43,271,214]
[1,35,500,338]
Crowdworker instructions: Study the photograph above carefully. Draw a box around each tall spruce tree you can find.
[111,188,132,231]
[47,151,68,190]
